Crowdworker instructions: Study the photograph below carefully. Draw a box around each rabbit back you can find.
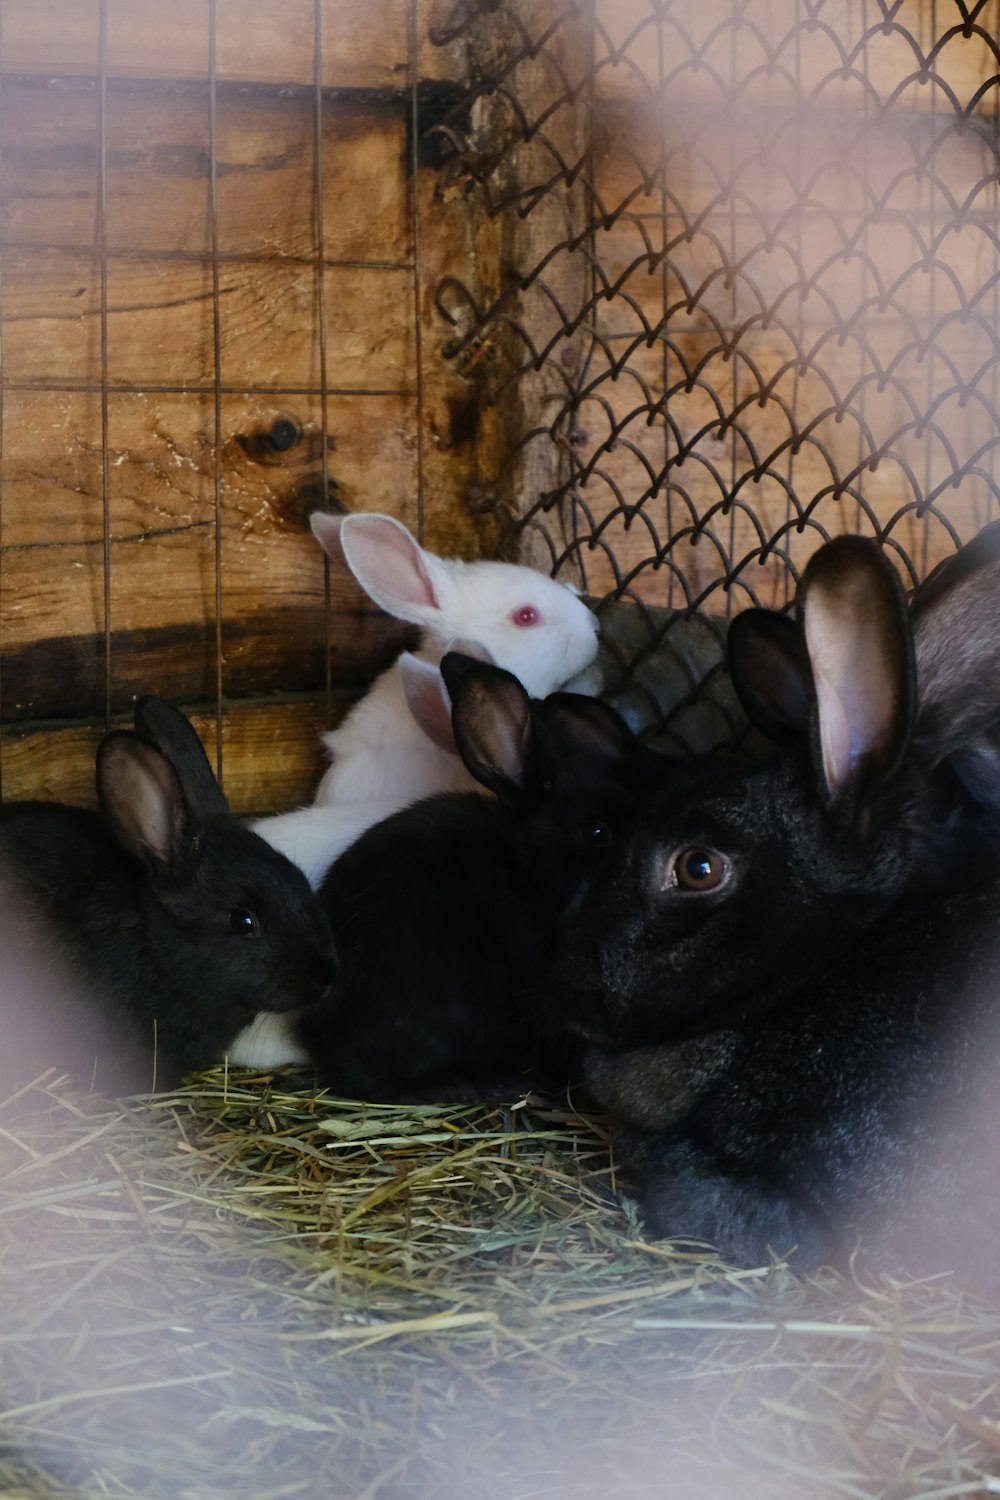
[302,792,557,1101]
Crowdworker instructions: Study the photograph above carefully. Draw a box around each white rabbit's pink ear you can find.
[799,537,913,800]
[309,511,347,567]
[335,513,453,627]
[397,653,456,753]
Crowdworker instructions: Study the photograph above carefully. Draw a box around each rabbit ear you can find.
[132,696,229,819]
[331,513,454,628]
[97,733,191,872]
[443,637,496,666]
[397,653,456,754]
[448,662,533,799]
[799,536,914,800]
[910,520,1000,768]
[728,610,811,745]
[948,730,1000,810]
[309,511,347,567]
[539,693,637,765]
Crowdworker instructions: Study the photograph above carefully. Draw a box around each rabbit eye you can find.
[579,819,614,849]
[667,848,730,893]
[228,908,259,938]
[512,605,541,627]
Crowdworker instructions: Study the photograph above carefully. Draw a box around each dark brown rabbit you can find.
[553,531,1000,1284]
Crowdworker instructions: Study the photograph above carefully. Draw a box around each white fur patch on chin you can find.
[225,1010,311,1069]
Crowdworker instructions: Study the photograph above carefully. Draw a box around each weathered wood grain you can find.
[1,0,464,89]
[2,81,411,266]
[0,695,357,815]
[1,247,415,392]
[0,388,419,721]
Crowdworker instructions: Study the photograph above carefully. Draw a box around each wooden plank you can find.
[1,248,414,391]
[1,81,411,266]
[0,0,463,88]
[0,696,354,814]
[0,388,419,720]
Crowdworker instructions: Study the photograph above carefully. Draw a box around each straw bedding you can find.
[1,1072,999,1499]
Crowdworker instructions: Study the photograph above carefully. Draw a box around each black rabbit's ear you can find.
[798,536,914,800]
[539,693,637,765]
[947,730,1000,811]
[728,610,810,745]
[910,518,1000,622]
[448,663,533,799]
[97,733,192,872]
[133,697,228,819]
[910,522,1000,768]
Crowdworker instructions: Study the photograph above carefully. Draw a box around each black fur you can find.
[298,657,682,1102]
[554,534,1000,1285]
[0,698,337,1094]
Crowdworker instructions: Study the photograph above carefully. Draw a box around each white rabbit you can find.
[307,511,601,805]
[252,513,601,886]
[252,647,480,887]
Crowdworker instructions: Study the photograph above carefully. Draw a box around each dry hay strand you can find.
[1,1071,999,1500]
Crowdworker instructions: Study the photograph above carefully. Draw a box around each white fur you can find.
[223,1010,310,1069]
[309,514,600,807]
[251,797,401,890]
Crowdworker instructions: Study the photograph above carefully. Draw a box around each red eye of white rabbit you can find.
[664,848,731,893]
[511,605,541,627]
[228,908,260,938]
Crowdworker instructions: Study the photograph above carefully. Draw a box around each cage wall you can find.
[1,0,999,806]
[431,0,1000,738]
[0,0,493,812]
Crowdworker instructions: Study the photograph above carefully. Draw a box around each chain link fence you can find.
[429,0,1000,744]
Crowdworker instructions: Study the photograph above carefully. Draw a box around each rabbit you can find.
[250,653,681,1101]
[552,530,1000,1284]
[306,511,601,806]
[250,646,483,889]
[0,697,338,1095]
[251,510,601,886]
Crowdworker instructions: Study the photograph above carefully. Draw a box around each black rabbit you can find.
[291,654,682,1102]
[554,531,1000,1283]
[0,697,337,1094]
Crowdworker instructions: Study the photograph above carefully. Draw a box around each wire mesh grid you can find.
[2,2,999,790]
[0,1,430,807]
[428,0,1000,739]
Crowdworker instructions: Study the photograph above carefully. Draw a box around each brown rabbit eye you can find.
[228,908,259,938]
[668,848,731,893]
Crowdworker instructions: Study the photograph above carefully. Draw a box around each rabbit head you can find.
[311,511,600,699]
[101,701,338,1038]
[442,651,666,868]
[554,532,1000,1052]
